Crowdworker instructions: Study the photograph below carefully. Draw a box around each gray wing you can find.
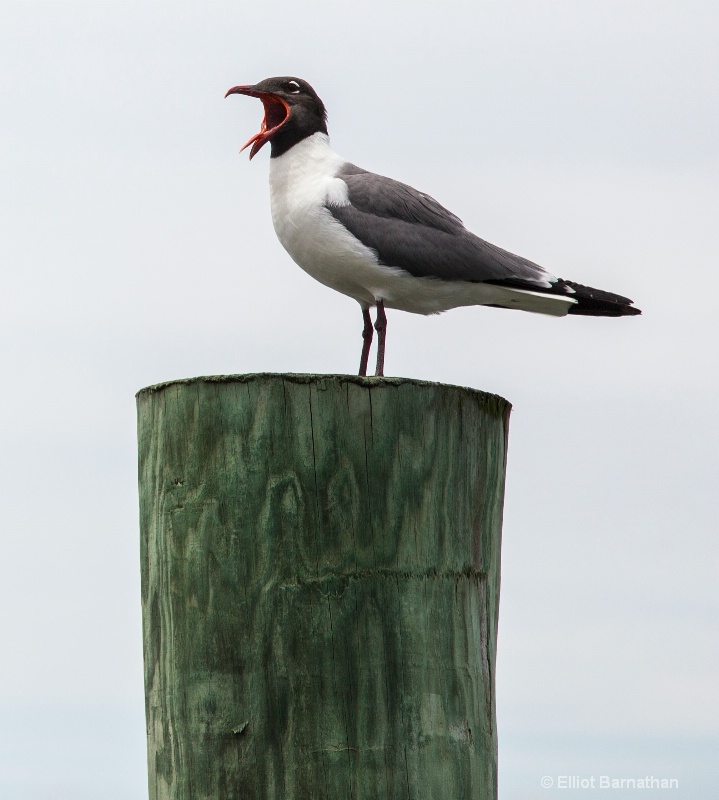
[329,163,555,287]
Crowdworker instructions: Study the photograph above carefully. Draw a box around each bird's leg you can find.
[374,300,387,377]
[358,307,373,376]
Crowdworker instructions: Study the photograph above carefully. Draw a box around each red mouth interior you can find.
[261,95,290,132]
[240,93,290,158]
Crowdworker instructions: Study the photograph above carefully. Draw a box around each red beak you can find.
[225,85,291,159]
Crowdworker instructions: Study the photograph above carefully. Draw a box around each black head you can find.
[225,76,328,159]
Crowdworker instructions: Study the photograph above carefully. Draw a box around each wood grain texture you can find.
[137,374,510,800]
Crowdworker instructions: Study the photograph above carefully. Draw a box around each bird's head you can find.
[225,76,328,159]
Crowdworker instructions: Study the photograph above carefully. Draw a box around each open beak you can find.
[225,85,291,160]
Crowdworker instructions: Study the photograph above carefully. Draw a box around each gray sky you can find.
[1,1,717,797]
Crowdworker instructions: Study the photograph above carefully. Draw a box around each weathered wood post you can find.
[137,374,510,800]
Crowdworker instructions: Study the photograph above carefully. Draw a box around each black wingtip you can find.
[558,280,641,317]
[568,304,641,317]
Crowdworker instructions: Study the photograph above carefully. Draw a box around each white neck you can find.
[269,133,345,193]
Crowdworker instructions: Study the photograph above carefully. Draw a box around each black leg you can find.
[358,307,373,376]
[374,300,387,377]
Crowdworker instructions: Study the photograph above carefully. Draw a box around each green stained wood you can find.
[137,373,510,800]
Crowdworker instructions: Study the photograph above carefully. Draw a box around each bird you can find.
[225,77,640,377]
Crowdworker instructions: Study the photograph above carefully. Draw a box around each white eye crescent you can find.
[287,80,301,94]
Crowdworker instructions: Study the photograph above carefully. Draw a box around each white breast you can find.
[268,134,382,306]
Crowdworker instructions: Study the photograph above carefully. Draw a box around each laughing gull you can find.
[226,77,641,377]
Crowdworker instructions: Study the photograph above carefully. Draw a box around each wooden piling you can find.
[137,374,510,800]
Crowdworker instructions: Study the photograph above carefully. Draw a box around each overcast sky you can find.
[1,1,717,798]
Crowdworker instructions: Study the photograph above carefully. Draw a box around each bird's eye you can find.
[287,80,301,94]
